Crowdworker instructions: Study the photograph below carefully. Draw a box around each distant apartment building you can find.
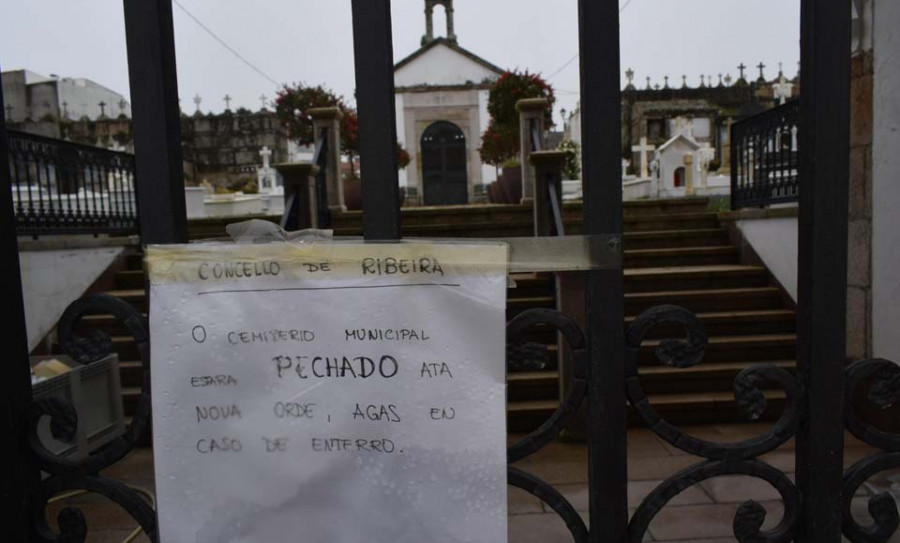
[1,69,131,123]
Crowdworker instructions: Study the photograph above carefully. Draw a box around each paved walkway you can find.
[47,424,894,542]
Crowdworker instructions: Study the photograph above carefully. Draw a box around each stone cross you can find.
[738,63,747,80]
[223,94,232,111]
[664,75,669,88]
[631,136,656,178]
[718,74,723,86]
[757,62,766,80]
[193,94,202,113]
[773,74,794,105]
[98,101,107,117]
[646,76,651,90]
[259,94,268,110]
[725,74,733,86]
[259,146,273,170]
[625,68,634,87]
[673,116,692,138]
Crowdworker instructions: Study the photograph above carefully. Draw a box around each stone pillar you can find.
[529,150,568,236]
[683,153,695,196]
[310,107,346,212]
[423,4,434,44]
[721,117,734,174]
[517,97,550,205]
[445,5,457,43]
[274,162,319,230]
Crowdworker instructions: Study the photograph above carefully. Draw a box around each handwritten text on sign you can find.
[147,242,509,543]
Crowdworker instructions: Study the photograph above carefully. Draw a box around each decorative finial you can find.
[718,74,723,87]
[724,74,733,86]
[98,101,107,117]
[645,76,651,90]
[663,75,669,89]
[700,75,706,88]
[682,75,687,88]
[193,94,202,113]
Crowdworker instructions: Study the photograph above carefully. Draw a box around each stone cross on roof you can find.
[757,62,767,81]
[193,94,202,113]
[632,136,656,179]
[663,75,669,88]
[98,101,107,117]
[223,94,232,111]
[259,94,268,110]
[645,76,651,90]
[625,68,635,87]
[738,63,747,80]
[725,74,733,86]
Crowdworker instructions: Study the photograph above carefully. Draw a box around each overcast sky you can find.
[1,0,800,124]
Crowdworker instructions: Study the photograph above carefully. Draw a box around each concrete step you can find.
[624,246,738,268]
[507,390,788,433]
[625,287,784,315]
[505,360,796,405]
[508,371,559,402]
[623,228,729,251]
[637,334,796,365]
[624,309,796,338]
[329,198,713,230]
[623,265,769,293]
[116,269,144,289]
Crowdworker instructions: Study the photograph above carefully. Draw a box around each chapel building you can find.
[394,0,505,206]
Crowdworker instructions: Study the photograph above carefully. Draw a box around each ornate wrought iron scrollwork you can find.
[625,305,802,543]
[506,308,590,542]
[842,358,900,543]
[28,293,157,542]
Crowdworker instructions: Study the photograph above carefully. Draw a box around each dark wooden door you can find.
[421,121,468,205]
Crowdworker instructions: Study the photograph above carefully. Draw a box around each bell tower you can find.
[422,0,457,45]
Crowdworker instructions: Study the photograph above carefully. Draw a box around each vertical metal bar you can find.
[0,64,36,543]
[351,0,401,241]
[123,0,188,244]
[578,0,627,541]
[795,0,851,541]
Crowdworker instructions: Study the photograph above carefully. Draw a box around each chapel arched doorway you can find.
[421,121,468,205]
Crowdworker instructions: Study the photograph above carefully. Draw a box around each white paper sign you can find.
[147,241,509,543]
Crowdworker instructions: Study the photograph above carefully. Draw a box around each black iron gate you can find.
[3,1,893,543]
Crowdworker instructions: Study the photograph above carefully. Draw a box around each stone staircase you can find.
[67,197,796,433]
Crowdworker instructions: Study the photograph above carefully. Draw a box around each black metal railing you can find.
[730,99,800,210]
[7,131,139,235]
